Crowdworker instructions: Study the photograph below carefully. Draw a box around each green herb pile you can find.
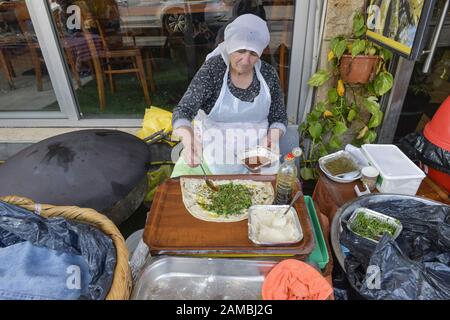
[325,157,358,175]
[201,183,253,216]
[350,212,398,241]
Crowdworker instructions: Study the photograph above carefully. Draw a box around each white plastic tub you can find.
[361,144,426,195]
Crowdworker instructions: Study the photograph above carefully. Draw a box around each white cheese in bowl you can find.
[250,207,302,244]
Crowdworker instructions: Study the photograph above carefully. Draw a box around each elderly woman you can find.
[171,14,287,177]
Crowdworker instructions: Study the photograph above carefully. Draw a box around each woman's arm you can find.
[261,63,288,150]
[172,58,220,130]
[265,64,288,134]
[172,57,223,166]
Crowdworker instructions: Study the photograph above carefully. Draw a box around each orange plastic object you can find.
[427,166,450,193]
[423,96,450,152]
[262,259,333,300]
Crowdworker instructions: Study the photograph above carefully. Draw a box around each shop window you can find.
[47,0,295,119]
[0,1,61,112]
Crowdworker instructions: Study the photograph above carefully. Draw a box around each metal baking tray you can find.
[318,150,362,182]
[131,257,278,300]
[346,207,403,243]
[248,205,303,245]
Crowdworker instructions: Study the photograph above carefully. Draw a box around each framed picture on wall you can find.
[366,0,437,60]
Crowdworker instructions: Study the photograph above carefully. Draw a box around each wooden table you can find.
[143,175,315,258]
[312,172,450,225]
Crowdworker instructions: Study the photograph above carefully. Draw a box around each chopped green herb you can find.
[350,212,398,241]
[324,157,358,175]
[200,183,253,216]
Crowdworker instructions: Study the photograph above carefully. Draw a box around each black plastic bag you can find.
[359,236,450,300]
[0,201,116,300]
[400,132,450,175]
[340,200,450,300]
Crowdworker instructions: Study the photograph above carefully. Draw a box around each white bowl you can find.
[237,146,280,172]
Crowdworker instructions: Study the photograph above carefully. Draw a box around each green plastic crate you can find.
[305,196,330,269]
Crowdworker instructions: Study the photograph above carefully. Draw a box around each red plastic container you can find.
[427,167,450,193]
[423,96,450,192]
[423,96,450,152]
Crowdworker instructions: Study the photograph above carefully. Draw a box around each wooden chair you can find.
[9,1,44,91]
[77,1,152,110]
[0,1,44,91]
[0,48,15,89]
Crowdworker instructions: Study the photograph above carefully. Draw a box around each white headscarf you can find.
[206,14,270,61]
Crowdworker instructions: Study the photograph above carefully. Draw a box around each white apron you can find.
[194,47,279,174]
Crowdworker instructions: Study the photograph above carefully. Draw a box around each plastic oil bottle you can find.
[275,147,302,205]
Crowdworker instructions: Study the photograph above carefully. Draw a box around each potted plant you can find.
[299,11,394,181]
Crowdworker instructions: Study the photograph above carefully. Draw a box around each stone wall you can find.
[314,0,365,103]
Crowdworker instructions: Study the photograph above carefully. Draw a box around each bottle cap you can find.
[285,152,295,161]
[292,147,303,157]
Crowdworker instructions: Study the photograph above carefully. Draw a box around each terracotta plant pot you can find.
[339,55,379,84]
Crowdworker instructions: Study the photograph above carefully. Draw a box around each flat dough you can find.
[180,177,274,222]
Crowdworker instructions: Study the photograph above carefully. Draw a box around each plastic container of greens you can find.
[346,207,403,243]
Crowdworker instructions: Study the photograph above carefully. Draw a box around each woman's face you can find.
[229,49,259,74]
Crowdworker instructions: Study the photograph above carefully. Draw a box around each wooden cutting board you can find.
[143,175,315,257]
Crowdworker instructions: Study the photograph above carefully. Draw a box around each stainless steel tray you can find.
[346,207,403,243]
[131,257,277,300]
[248,205,303,245]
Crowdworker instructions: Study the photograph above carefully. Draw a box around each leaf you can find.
[353,11,366,37]
[368,110,384,128]
[301,168,316,181]
[315,102,327,113]
[331,106,341,117]
[298,122,307,134]
[328,88,338,103]
[328,50,335,61]
[308,122,323,140]
[332,39,348,60]
[366,81,377,96]
[307,110,321,122]
[366,96,379,103]
[337,80,345,96]
[363,130,377,143]
[367,47,377,56]
[318,143,329,157]
[323,110,333,118]
[364,96,380,115]
[357,126,369,139]
[347,109,357,122]
[351,39,366,57]
[374,72,394,96]
[308,70,330,87]
[328,135,342,150]
[333,121,348,135]
[381,48,393,61]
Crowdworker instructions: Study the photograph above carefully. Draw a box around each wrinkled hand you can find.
[262,128,283,152]
[174,126,202,167]
[182,138,202,168]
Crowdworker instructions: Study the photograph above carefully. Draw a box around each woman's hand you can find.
[262,128,283,152]
[174,126,202,167]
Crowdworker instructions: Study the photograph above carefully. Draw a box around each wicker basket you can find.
[0,195,132,300]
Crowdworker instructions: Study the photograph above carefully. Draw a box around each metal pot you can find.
[0,129,174,225]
